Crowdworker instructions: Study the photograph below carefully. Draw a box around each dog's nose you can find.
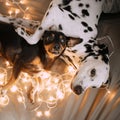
[54,44,60,50]
[72,85,83,95]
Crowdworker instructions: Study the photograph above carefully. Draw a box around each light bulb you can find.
[36,111,43,117]
[44,110,50,117]
[10,85,18,92]
[17,95,23,103]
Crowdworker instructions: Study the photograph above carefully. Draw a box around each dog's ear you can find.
[67,37,83,47]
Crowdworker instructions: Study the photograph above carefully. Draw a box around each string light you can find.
[2,0,31,19]
[8,10,13,16]
[10,85,18,92]
[17,95,23,103]
[5,1,11,6]
[44,110,50,117]
[0,67,7,86]
[56,90,64,100]
[107,90,111,94]
[20,0,25,4]
[36,111,43,117]
[5,61,11,67]
[0,94,9,106]
[0,57,76,117]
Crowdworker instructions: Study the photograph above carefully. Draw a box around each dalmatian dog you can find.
[0,0,110,95]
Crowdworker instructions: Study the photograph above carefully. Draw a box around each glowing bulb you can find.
[24,86,28,91]
[0,81,4,86]
[47,86,52,91]
[17,96,23,103]
[22,78,28,83]
[40,71,51,79]
[46,80,51,85]
[8,10,13,16]
[67,88,72,93]
[10,85,18,92]
[0,95,9,106]
[67,66,76,73]
[49,96,55,102]
[23,14,32,20]
[5,1,11,6]
[5,61,10,66]
[37,98,42,102]
[44,110,50,117]
[20,0,25,4]
[54,78,59,83]
[107,90,111,94]
[56,90,64,100]
[15,9,20,15]
[25,7,29,11]
[36,111,43,117]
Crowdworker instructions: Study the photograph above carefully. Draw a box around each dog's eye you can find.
[90,68,96,77]
[48,35,54,41]
[44,36,54,44]
[60,39,65,43]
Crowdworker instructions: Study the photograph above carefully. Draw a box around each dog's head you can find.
[42,30,68,59]
[70,41,110,95]
[71,56,110,95]
[41,30,68,69]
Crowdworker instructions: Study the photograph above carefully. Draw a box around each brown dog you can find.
[41,30,69,69]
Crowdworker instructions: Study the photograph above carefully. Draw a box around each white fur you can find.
[71,56,110,92]
[15,0,104,44]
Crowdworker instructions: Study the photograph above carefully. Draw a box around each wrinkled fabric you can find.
[103,0,120,13]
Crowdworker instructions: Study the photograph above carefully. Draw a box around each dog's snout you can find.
[72,85,83,95]
[54,44,60,50]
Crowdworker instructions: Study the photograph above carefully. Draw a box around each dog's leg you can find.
[0,14,40,29]
[15,1,59,44]
[15,14,54,44]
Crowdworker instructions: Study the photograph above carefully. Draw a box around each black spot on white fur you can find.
[63,5,80,18]
[59,24,63,30]
[83,43,109,64]
[68,14,75,20]
[49,3,53,8]
[84,29,88,33]
[86,4,90,8]
[78,3,84,7]
[81,21,88,27]
[62,0,72,5]
[46,12,49,17]
[82,9,89,17]
[88,27,93,31]
[81,21,93,32]
[39,27,43,30]
[58,4,64,12]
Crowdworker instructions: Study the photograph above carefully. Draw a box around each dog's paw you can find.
[15,27,39,44]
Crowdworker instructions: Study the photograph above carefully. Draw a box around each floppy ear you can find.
[97,36,114,57]
[67,37,83,47]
